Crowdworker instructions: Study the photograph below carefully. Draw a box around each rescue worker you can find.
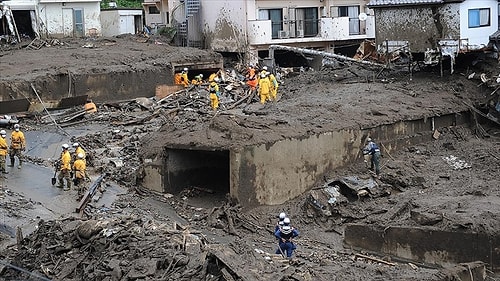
[208,70,221,82]
[363,137,381,177]
[245,65,258,92]
[275,217,299,258]
[9,123,26,169]
[72,142,86,162]
[57,143,72,190]
[208,78,220,110]
[84,100,97,114]
[72,152,87,193]
[191,74,204,85]
[181,68,189,87]
[275,212,287,233]
[174,67,189,87]
[0,130,9,175]
[258,72,271,104]
[268,71,279,101]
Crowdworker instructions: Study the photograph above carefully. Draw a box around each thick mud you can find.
[0,36,499,280]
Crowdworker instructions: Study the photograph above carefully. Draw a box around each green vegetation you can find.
[100,0,143,9]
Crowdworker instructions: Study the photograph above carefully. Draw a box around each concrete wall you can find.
[200,0,248,53]
[0,67,171,102]
[38,1,101,37]
[230,113,467,207]
[345,224,500,271]
[373,4,460,52]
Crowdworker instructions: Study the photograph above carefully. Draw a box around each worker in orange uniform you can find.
[0,130,9,175]
[57,143,72,190]
[245,65,258,92]
[174,67,189,87]
[258,72,271,104]
[84,100,97,114]
[9,123,26,169]
[72,152,87,194]
[208,78,220,110]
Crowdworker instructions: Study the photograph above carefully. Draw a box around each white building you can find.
[143,0,375,63]
[101,8,142,37]
[0,0,101,39]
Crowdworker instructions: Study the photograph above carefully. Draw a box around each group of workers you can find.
[174,64,280,110]
[246,65,279,104]
[0,124,26,175]
[55,142,88,192]
[175,67,222,110]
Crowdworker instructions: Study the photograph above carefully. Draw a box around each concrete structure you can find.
[142,0,375,62]
[141,112,470,208]
[100,8,142,37]
[345,224,500,272]
[0,0,101,38]
[367,0,498,54]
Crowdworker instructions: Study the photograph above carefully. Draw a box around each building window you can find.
[259,9,283,39]
[296,8,318,37]
[149,6,160,14]
[468,8,490,28]
[73,8,84,37]
[338,5,360,35]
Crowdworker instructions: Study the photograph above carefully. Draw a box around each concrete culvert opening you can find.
[164,148,230,196]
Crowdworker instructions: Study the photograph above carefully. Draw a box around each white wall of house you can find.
[38,0,101,37]
[459,0,498,48]
[101,9,142,37]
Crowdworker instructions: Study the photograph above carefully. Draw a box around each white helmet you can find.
[367,137,372,143]
[283,217,291,225]
[279,212,286,220]
[62,143,69,149]
[199,74,203,78]
[73,142,79,147]
[183,67,188,72]
[14,124,20,131]
[262,66,268,70]
[77,153,84,159]
[0,130,6,136]
[214,77,220,82]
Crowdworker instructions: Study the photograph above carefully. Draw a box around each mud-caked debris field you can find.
[0,35,500,281]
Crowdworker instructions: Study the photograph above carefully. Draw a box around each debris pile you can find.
[0,217,210,280]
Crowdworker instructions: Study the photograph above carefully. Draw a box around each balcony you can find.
[247,16,375,46]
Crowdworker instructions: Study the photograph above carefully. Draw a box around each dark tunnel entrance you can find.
[164,148,230,195]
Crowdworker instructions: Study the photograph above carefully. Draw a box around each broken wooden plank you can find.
[355,253,396,266]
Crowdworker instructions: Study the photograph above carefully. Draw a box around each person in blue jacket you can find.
[275,217,299,258]
[363,137,381,177]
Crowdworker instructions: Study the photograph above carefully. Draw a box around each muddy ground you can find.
[0,35,499,280]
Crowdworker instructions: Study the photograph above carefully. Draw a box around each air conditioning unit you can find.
[278,30,289,39]
[296,29,304,38]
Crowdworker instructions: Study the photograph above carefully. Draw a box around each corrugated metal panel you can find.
[367,0,446,7]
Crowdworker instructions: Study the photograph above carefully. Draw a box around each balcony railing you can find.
[247,16,375,45]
